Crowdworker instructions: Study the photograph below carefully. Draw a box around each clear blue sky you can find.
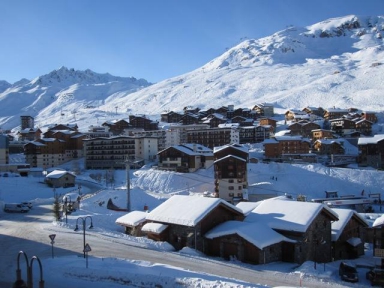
[1,0,383,84]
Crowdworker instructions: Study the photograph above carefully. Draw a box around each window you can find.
[228,186,234,190]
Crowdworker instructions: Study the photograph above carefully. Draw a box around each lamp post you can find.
[74,216,93,258]
[64,195,71,224]
[14,251,44,288]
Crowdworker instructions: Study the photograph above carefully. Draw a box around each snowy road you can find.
[0,200,357,288]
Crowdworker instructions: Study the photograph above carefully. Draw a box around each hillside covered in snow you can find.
[0,15,383,132]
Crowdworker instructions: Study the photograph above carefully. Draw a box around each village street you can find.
[0,197,355,288]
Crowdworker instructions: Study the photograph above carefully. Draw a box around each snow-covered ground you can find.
[1,155,383,287]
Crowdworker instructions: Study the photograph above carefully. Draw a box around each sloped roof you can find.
[358,134,384,145]
[244,199,338,233]
[142,223,168,234]
[331,208,369,241]
[115,211,148,227]
[146,195,243,227]
[236,201,261,215]
[213,143,249,154]
[158,145,205,156]
[46,170,76,179]
[205,221,296,249]
[373,214,384,227]
[214,154,246,164]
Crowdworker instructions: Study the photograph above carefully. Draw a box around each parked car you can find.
[4,203,29,213]
[366,268,384,286]
[21,202,33,209]
[339,261,358,283]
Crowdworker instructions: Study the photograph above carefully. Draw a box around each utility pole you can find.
[125,157,131,212]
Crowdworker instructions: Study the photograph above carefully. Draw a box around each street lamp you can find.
[64,195,72,224]
[74,216,94,258]
[14,251,44,288]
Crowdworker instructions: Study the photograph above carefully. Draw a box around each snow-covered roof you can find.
[373,214,384,227]
[236,201,261,216]
[314,139,342,145]
[41,137,60,142]
[275,135,305,141]
[213,143,249,154]
[71,133,85,139]
[182,143,211,151]
[160,144,213,156]
[358,134,384,145]
[146,195,243,227]
[213,154,246,164]
[218,123,239,128]
[46,170,76,179]
[273,130,291,136]
[326,108,349,113]
[25,141,46,147]
[141,223,168,234]
[115,211,148,227]
[331,208,369,241]
[244,199,339,233]
[205,221,296,249]
[19,128,40,133]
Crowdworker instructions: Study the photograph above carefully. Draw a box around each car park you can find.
[339,261,358,283]
[4,203,29,213]
[366,268,384,286]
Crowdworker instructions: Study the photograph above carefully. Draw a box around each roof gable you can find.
[146,195,243,227]
[46,170,76,179]
[205,221,295,249]
[244,199,338,233]
[331,208,369,241]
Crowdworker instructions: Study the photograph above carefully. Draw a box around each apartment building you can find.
[213,144,249,203]
[83,135,158,169]
[186,127,240,149]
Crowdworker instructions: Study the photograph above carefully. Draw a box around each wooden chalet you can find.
[157,144,213,172]
[263,136,311,159]
[241,199,339,264]
[102,119,130,135]
[258,118,277,129]
[252,103,274,117]
[129,115,159,131]
[45,170,76,188]
[324,108,349,120]
[17,128,42,141]
[329,118,356,137]
[313,139,345,155]
[358,134,384,169]
[355,119,373,136]
[311,129,335,141]
[331,208,369,260]
[47,123,78,132]
[302,107,325,118]
[143,195,245,251]
[361,111,378,123]
[115,211,149,236]
[201,113,227,128]
[160,111,183,123]
[205,220,295,264]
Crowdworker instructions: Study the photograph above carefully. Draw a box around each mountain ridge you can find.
[0,14,383,132]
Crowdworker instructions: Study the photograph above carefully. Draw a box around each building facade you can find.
[186,127,240,149]
[0,134,9,164]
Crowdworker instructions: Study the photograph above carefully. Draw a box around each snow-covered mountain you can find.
[1,15,383,132]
